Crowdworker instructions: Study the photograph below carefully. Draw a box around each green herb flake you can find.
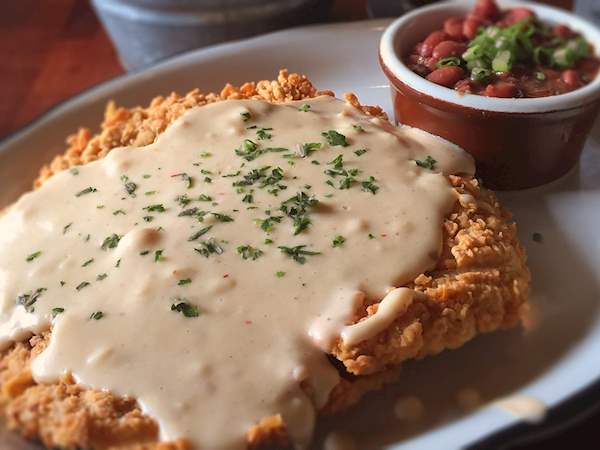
[321,130,349,147]
[298,103,311,112]
[101,234,121,250]
[275,271,286,278]
[188,225,213,241]
[332,235,346,248]
[194,238,224,258]
[76,281,90,291]
[237,245,264,261]
[264,238,274,245]
[354,148,368,157]
[96,273,108,281]
[62,223,73,234]
[200,152,212,158]
[368,233,375,240]
[178,278,192,286]
[154,249,165,262]
[212,213,234,223]
[353,124,365,132]
[75,186,97,197]
[278,245,321,264]
[532,232,544,243]
[26,251,42,262]
[414,155,437,170]
[16,288,46,313]
[113,209,126,216]
[240,111,251,122]
[361,176,379,195]
[70,168,80,175]
[82,258,94,267]
[144,204,166,213]
[171,301,200,318]
[51,307,64,318]
[90,311,104,320]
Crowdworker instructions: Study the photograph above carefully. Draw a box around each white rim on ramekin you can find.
[380,0,600,113]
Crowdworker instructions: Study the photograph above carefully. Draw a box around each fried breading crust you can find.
[0,70,530,450]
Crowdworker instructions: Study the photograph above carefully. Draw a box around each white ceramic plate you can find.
[2,19,600,450]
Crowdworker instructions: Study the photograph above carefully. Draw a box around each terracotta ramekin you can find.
[379,0,600,190]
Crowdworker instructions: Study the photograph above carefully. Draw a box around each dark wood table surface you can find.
[0,0,598,448]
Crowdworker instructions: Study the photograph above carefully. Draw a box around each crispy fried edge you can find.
[0,69,530,450]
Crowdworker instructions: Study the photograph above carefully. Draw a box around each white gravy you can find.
[0,96,473,449]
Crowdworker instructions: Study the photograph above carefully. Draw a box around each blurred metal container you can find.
[91,0,331,70]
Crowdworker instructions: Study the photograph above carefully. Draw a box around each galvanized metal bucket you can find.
[92,0,330,70]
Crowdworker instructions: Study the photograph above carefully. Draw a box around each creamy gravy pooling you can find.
[0,96,473,449]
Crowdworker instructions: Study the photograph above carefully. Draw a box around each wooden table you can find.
[0,0,598,448]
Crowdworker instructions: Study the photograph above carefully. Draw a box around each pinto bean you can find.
[485,82,518,98]
[463,17,483,40]
[426,66,465,87]
[472,0,500,21]
[443,17,465,40]
[561,69,581,88]
[501,8,535,26]
[432,41,467,60]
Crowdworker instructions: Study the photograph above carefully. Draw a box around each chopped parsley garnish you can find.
[145,191,157,196]
[96,273,108,281]
[368,233,375,240]
[235,139,287,161]
[178,278,192,285]
[300,142,322,158]
[200,151,212,158]
[237,245,264,261]
[144,203,166,213]
[143,216,154,222]
[89,311,104,320]
[278,245,321,264]
[242,193,254,204]
[63,223,73,234]
[532,232,543,243]
[298,103,311,112]
[154,249,165,262]
[280,191,318,235]
[198,194,212,202]
[115,258,121,268]
[354,148,368,156]
[140,250,150,256]
[256,127,273,140]
[75,186,97,197]
[353,124,365,132]
[240,111,251,122]
[16,288,46,313]
[255,215,283,232]
[322,130,349,147]
[264,238,274,245]
[332,235,346,248]
[176,194,192,207]
[82,258,94,267]
[143,174,152,179]
[275,271,286,278]
[194,238,224,258]
[113,209,126,216]
[188,226,212,241]
[171,301,200,318]
[361,176,380,194]
[26,251,42,262]
[76,281,90,291]
[51,307,64,318]
[70,168,79,175]
[212,213,234,222]
[172,172,193,189]
[121,175,138,197]
[414,155,437,170]
[101,234,121,250]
